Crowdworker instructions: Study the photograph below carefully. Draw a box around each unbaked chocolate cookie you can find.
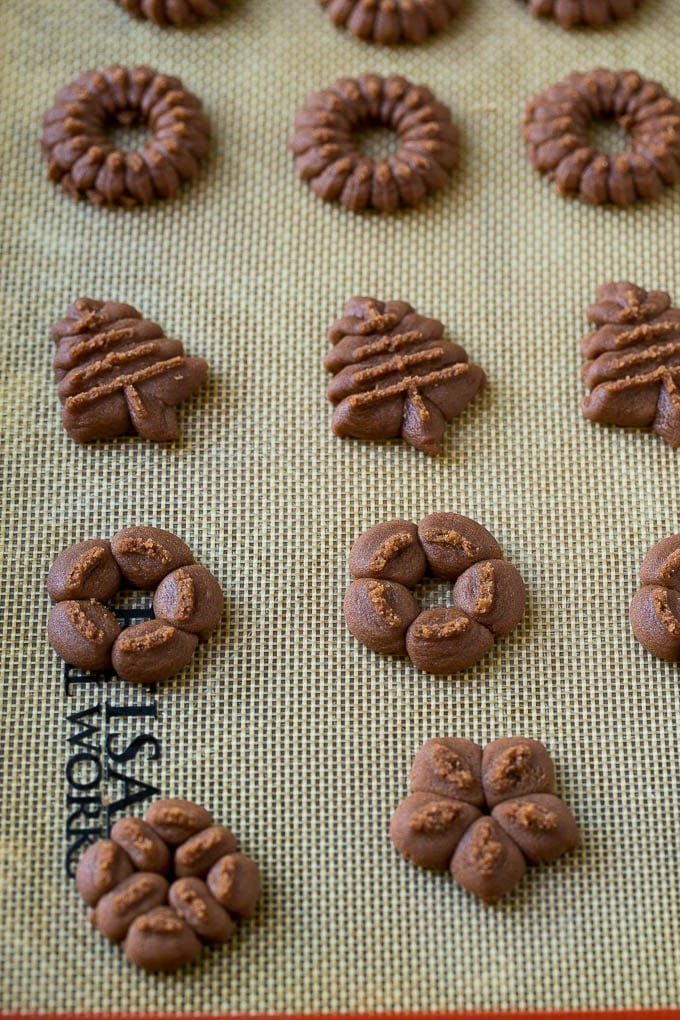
[41,65,210,206]
[522,0,641,28]
[47,527,223,683]
[52,298,208,443]
[523,69,680,206]
[580,282,680,446]
[630,535,680,661]
[390,737,579,903]
[343,514,526,674]
[325,297,486,455]
[317,0,462,44]
[113,0,228,25]
[76,798,260,972]
[290,74,458,212]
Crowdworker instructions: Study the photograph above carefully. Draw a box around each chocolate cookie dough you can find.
[114,0,227,25]
[75,798,260,972]
[630,534,680,661]
[325,297,486,455]
[52,299,208,443]
[41,65,210,206]
[523,69,680,206]
[390,737,579,903]
[580,282,680,446]
[47,527,223,684]
[522,0,642,28]
[317,0,462,44]
[290,75,458,212]
[344,515,526,674]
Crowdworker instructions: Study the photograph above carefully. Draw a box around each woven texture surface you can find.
[1,0,680,1012]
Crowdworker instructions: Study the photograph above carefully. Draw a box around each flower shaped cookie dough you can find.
[290,75,458,213]
[390,737,579,903]
[343,514,526,674]
[47,526,223,683]
[630,534,680,660]
[76,798,260,972]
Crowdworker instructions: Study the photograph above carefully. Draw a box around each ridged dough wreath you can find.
[317,0,462,43]
[523,0,642,28]
[114,0,228,26]
[41,65,210,206]
[523,69,680,206]
[290,74,458,212]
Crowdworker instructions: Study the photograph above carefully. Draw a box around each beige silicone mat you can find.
[2,0,680,1012]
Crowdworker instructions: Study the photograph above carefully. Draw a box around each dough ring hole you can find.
[587,117,630,157]
[414,578,457,611]
[107,115,152,154]
[354,123,401,162]
[108,587,154,624]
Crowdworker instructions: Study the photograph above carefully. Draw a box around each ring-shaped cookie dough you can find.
[113,0,228,26]
[317,0,462,44]
[522,0,641,28]
[47,527,223,683]
[343,515,526,675]
[290,74,458,212]
[523,68,680,207]
[41,65,210,207]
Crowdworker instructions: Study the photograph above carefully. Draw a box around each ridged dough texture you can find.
[114,0,228,26]
[290,74,458,212]
[52,298,208,443]
[524,0,641,28]
[523,68,680,206]
[580,282,680,446]
[325,297,485,455]
[41,65,210,206]
[317,0,462,44]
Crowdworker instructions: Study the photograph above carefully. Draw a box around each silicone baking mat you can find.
[1,0,680,1013]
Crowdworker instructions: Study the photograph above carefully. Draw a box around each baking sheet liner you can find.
[1,0,680,1011]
